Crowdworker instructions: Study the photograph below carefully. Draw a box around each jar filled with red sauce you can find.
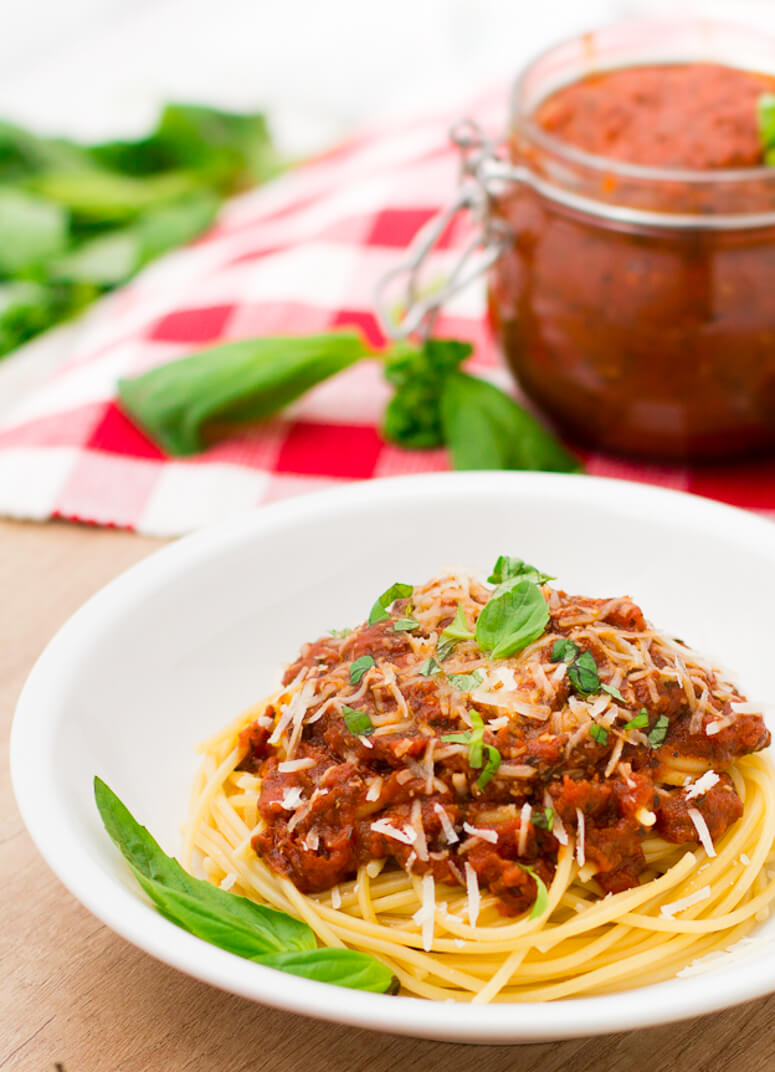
[488,19,775,460]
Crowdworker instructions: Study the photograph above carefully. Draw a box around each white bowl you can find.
[10,472,775,1043]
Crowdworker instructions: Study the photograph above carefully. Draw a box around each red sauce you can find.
[489,62,775,460]
[238,577,769,915]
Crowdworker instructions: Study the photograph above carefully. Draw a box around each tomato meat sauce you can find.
[237,572,769,916]
[490,61,775,460]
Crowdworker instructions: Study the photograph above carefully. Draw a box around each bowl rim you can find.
[10,471,775,1043]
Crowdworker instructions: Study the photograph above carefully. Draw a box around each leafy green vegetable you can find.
[550,638,579,664]
[624,710,650,731]
[26,168,201,224]
[342,705,375,737]
[647,714,670,749]
[382,338,471,448]
[757,93,775,165]
[368,581,413,625]
[392,617,419,632]
[516,864,549,920]
[601,683,625,703]
[477,744,501,790]
[252,949,397,993]
[475,580,549,660]
[94,776,315,953]
[436,602,475,661]
[119,332,370,455]
[447,670,483,692]
[417,657,442,677]
[440,371,581,473]
[487,555,554,587]
[532,806,554,831]
[349,655,375,685]
[589,723,608,746]
[94,778,395,992]
[567,650,600,696]
[0,189,68,273]
[442,710,490,779]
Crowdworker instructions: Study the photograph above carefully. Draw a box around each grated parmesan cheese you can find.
[278,757,315,773]
[518,802,531,857]
[330,885,342,909]
[660,885,711,918]
[685,770,720,800]
[575,807,586,868]
[464,862,480,926]
[279,786,304,811]
[370,818,417,845]
[688,807,717,858]
[433,802,459,845]
[462,822,498,844]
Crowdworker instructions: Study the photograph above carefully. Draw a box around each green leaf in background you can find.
[26,168,203,224]
[0,189,68,274]
[382,337,471,449]
[0,119,91,182]
[475,579,549,659]
[118,331,371,455]
[51,192,219,286]
[757,93,775,165]
[440,371,581,473]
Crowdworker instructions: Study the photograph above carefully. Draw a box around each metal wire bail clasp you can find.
[375,119,515,343]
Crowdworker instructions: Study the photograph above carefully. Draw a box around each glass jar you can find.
[487,17,775,461]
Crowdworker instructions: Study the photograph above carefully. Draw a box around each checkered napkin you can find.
[0,89,773,536]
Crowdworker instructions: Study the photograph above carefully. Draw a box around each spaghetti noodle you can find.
[184,565,775,1001]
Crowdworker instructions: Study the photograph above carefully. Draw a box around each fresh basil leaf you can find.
[440,370,581,473]
[382,338,471,449]
[253,948,397,993]
[329,627,351,638]
[392,617,419,632]
[476,744,501,789]
[517,864,549,920]
[532,807,554,831]
[436,603,475,661]
[119,332,370,455]
[475,581,549,660]
[647,714,670,749]
[27,167,202,224]
[417,657,442,677]
[447,670,483,692]
[349,655,375,685]
[757,93,775,161]
[567,650,600,695]
[551,638,579,664]
[94,777,315,953]
[589,723,608,746]
[601,683,625,702]
[440,731,472,745]
[368,581,413,625]
[467,710,485,769]
[342,705,375,737]
[624,710,650,731]
[487,555,554,587]
[0,189,68,274]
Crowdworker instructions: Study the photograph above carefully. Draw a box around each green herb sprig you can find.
[94,777,395,992]
[757,93,775,165]
[118,334,582,474]
[441,710,501,790]
[436,603,475,661]
[368,582,413,626]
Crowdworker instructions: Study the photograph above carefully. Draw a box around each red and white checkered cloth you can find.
[1,88,774,536]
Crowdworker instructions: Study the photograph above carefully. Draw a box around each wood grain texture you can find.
[2,518,775,1072]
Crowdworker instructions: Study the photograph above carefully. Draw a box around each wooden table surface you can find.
[3,518,775,1072]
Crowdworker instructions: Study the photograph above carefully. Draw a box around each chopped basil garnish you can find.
[601,683,625,702]
[475,580,549,660]
[447,669,484,692]
[441,710,493,779]
[436,603,474,661]
[392,617,419,632]
[532,806,554,831]
[349,655,375,685]
[417,657,442,677]
[624,710,650,731]
[647,714,670,749]
[477,745,501,790]
[368,582,413,625]
[329,627,351,638]
[516,863,549,920]
[589,723,608,746]
[551,638,579,663]
[758,93,775,165]
[487,555,554,587]
[567,650,600,696]
[342,705,375,737]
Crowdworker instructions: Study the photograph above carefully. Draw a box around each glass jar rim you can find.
[511,15,775,189]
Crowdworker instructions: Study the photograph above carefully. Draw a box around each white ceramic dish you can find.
[10,471,775,1043]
